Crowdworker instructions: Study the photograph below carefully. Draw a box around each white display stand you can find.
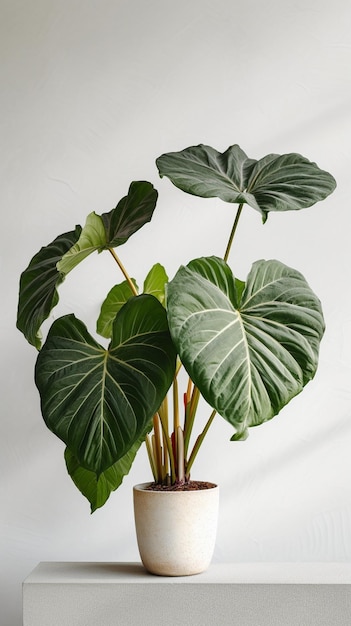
[23,561,351,626]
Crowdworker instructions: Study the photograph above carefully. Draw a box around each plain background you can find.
[1,1,351,624]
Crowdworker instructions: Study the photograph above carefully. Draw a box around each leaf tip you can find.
[231,428,249,442]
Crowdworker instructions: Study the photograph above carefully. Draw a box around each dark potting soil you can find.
[145,481,217,492]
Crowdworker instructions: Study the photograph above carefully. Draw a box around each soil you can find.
[145,480,217,491]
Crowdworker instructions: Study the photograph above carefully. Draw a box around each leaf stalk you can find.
[186,409,217,477]
[108,248,138,296]
[223,203,244,262]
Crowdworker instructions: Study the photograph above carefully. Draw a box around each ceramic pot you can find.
[133,482,219,576]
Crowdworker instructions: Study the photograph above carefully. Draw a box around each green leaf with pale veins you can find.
[167,256,325,441]
[58,181,158,277]
[16,226,82,349]
[35,294,177,475]
[65,434,145,513]
[156,144,336,221]
[17,181,159,349]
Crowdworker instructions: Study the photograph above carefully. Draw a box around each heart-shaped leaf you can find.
[167,256,325,440]
[16,226,82,349]
[35,294,177,475]
[156,144,336,221]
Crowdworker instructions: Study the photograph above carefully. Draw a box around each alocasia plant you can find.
[17,143,336,510]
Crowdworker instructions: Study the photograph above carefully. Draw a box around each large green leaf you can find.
[101,180,158,246]
[16,226,82,349]
[65,434,145,513]
[156,144,336,221]
[35,294,177,475]
[167,256,325,440]
[17,181,158,349]
[58,180,158,277]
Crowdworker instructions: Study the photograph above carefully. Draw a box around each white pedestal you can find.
[23,562,351,626]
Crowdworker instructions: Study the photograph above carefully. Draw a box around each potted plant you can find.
[17,142,336,576]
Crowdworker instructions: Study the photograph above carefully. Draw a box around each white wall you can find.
[1,1,351,623]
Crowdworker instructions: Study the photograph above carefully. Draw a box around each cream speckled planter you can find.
[133,482,219,577]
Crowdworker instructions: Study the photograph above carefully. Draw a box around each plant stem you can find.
[180,202,244,475]
[186,409,217,477]
[172,374,182,477]
[145,434,157,482]
[176,426,185,483]
[108,247,168,482]
[158,399,177,484]
[183,385,200,457]
[152,414,163,481]
[173,374,179,432]
[108,248,138,296]
[186,377,193,403]
[223,203,244,262]
[108,206,242,482]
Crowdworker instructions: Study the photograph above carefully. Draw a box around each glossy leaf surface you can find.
[17,181,158,349]
[167,256,325,440]
[65,435,144,512]
[157,144,336,221]
[35,295,177,475]
[101,180,158,246]
[16,226,82,349]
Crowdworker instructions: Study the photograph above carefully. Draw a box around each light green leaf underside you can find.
[96,279,138,339]
[96,263,168,341]
[57,212,106,276]
[17,181,158,350]
[167,256,325,440]
[143,263,168,306]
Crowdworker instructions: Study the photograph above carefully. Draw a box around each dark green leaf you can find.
[246,152,337,220]
[65,435,145,512]
[16,226,82,349]
[157,144,336,220]
[35,295,177,475]
[101,181,158,247]
[157,144,257,205]
[167,256,325,440]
